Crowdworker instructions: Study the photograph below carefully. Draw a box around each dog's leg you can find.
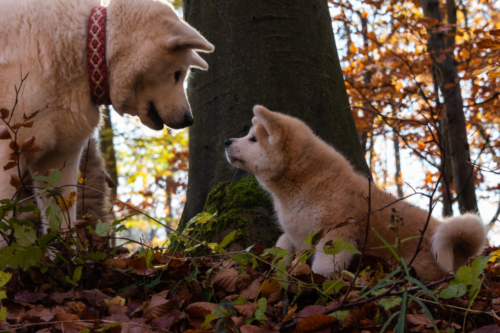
[312,235,357,277]
[276,233,295,266]
[30,148,83,234]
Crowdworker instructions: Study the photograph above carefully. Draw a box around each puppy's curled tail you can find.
[431,213,486,273]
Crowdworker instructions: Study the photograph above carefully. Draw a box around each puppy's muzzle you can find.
[225,139,233,147]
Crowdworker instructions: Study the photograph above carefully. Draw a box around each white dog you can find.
[0,0,213,239]
[225,106,486,282]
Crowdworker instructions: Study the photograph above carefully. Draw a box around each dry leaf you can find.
[296,313,338,332]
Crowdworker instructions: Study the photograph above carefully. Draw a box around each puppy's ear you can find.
[165,22,215,53]
[253,105,280,141]
[252,117,270,142]
[190,51,209,70]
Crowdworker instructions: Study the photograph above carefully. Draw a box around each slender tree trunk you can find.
[179,0,369,248]
[419,0,478,214]
[99,106,118,246]
[393,131,403,198]
[99,106,118,199]
[439,117,455,217]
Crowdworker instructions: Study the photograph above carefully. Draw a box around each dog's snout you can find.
[184,114,194,127]
[225,139,233,147]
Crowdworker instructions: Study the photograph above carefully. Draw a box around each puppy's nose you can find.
[184,114,194,127]
[225,139,233,147]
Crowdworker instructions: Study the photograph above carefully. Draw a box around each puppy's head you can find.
[107,0,214,130]
[225,105,314,180]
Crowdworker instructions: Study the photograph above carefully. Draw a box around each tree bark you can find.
[99,106,118,199]
[179,0,369,247]
[419,0,478,214]
[393,131,403,199]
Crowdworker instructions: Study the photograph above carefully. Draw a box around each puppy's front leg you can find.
[31,148,82,234]
[312,235,357,277]
[276,233,295,266]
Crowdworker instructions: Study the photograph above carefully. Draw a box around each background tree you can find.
[178,0,369,250]
[331,0,499,221]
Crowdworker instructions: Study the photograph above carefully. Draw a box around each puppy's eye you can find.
[250,136,257,142]
[174,70,182,83]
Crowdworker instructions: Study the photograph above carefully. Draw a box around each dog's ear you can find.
[252,117,270,142]
[190,51,209,70]
[253,105,281,142]
[164,22,214,53]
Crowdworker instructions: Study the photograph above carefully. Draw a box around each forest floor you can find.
[2,235,500,333]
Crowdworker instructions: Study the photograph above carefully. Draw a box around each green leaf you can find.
[276,259,289,290]
[215,230,238,252]
[0,307,6,321]
[304,231,323,245]
[13,224,37,247]
[49,169,61,184]
[188,261,198,283]
[47,201,62,233]
[32,175,50,183]
[95,322,121,332]
[0,244,43,270]
[95,220,110,237]
[469,277,482,299]
[39,234,56,247]
[84,252,107,261]
[202,313,217,329]
[263,247,288,270]
[323,238,361,256]
[254,298,267,324]
[439,283,467,299]
[73,266,83,284]
[322,279,344,296]
[232,252,258,269]
[231,295,247,306]
[379,296,402,310]
[0,272,12,288]
[328,310,351,322]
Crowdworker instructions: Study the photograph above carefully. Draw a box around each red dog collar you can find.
[87,6,112,106]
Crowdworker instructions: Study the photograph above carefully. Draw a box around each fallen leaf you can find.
[296,313,338,332]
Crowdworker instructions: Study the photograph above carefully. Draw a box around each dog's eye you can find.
[250,136,257,142]
[174,70,182,83]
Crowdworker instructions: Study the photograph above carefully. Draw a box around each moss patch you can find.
[171,175,279,255]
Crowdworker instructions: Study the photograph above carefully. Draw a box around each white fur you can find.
[0,0,213,242]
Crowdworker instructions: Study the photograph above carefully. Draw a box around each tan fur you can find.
[0,0,213,238]
[225,105,487,282]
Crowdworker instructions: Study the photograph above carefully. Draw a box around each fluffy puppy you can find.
[225,105,486,282]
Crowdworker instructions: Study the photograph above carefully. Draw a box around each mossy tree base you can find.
[171,175,280,255]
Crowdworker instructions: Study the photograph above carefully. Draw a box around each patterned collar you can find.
[87,6,112,106]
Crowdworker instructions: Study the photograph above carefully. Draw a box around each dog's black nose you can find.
[184,114,194,127]
[225,139,233,147]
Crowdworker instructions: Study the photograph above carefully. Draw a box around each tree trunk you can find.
[179,0,369,249]
[393,131,403,199]
[99,106,118,246]
[99,106,118,199]
[419,0,478,214]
